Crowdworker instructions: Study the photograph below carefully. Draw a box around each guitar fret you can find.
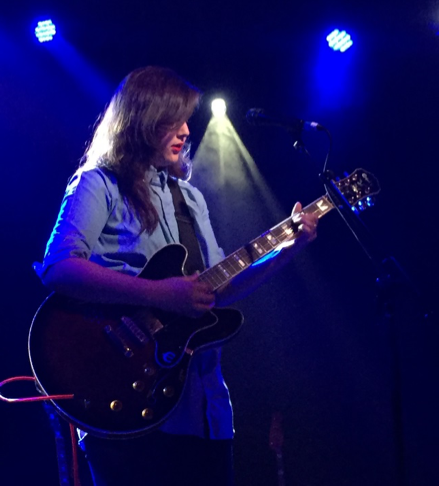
[241,244,258,264]
[265,232,278,246]
[314,196,332,217]
[199,272,218,288]
[206,269,225,287]
[271,226,285,242]
[224,258,240,274]
[201,254,244,290]
[251,242,264,257]
[210,267,228,286]
[280,222,294,238]
[240,248,255,265]
[234,251,249,268]
[220,258,241,275]
[215,263,231,279]
[258,235,275,252]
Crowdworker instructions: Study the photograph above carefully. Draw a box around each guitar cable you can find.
[0,375,74,403]
[0,376,80,486]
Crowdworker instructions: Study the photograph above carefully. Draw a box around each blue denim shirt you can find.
[35,166,234,439]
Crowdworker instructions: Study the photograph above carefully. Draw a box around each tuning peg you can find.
[357,200,366,211]
[365,196,375,207]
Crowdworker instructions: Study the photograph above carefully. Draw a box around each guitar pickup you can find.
[120,316,149,344]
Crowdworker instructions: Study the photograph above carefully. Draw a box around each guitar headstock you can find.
[334,168,381,212]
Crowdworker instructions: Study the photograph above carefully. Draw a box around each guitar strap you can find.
[167,177,205,275]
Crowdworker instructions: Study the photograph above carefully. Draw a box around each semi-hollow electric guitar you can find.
[28,169,380,438]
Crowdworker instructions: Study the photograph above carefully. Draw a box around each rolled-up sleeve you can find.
[35,169,114,278]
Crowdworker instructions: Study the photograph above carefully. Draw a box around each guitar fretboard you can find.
[198,195,334,291]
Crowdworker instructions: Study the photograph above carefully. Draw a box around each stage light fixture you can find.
[211,98,227,117]
[35,20,56,43]
[326,29,353,52]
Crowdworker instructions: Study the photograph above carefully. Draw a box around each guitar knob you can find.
[110,400,123,412]
[143,365,156,376]
[132,381,145,392]
[142,408,154,420]
[163,386,175,398]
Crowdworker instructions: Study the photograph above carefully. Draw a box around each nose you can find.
[177,122,190,141]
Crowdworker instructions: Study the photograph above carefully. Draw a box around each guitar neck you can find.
[198,194,334,291]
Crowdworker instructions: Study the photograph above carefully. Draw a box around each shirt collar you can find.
[146,167,168,190]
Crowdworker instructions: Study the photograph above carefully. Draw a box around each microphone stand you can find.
[292,127,424,486]
[319,169,429,486]
[254,113,431,485]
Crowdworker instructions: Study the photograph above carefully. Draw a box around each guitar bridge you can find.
[140,311,164,336]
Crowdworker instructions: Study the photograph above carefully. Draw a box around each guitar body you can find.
[28,244,243,438]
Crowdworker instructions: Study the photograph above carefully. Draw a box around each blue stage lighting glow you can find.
[35,20,56,43]
[251,249,280,267]
[326,29,353,52]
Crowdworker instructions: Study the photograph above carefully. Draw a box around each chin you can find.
[155,156,178,169]
[165,155,180,165]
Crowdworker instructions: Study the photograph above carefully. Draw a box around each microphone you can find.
[246,108,324,132]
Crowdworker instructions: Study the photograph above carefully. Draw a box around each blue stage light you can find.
[35,20,56,43]
[327,29,353,52]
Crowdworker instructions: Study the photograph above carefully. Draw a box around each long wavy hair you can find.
[81,66,200,233]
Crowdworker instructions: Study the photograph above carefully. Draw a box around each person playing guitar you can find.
[32,66,318,486]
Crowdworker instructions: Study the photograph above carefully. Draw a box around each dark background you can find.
[1,1,439,485]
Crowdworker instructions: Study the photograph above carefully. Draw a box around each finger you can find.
[299,222,317,241]
[199,300,215,310]
[299,214,318,230]
[195,291,216,305]
[291,202,302,217]
[193,280,214,295]
[189,300,215,317]
[302,218,316,229]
